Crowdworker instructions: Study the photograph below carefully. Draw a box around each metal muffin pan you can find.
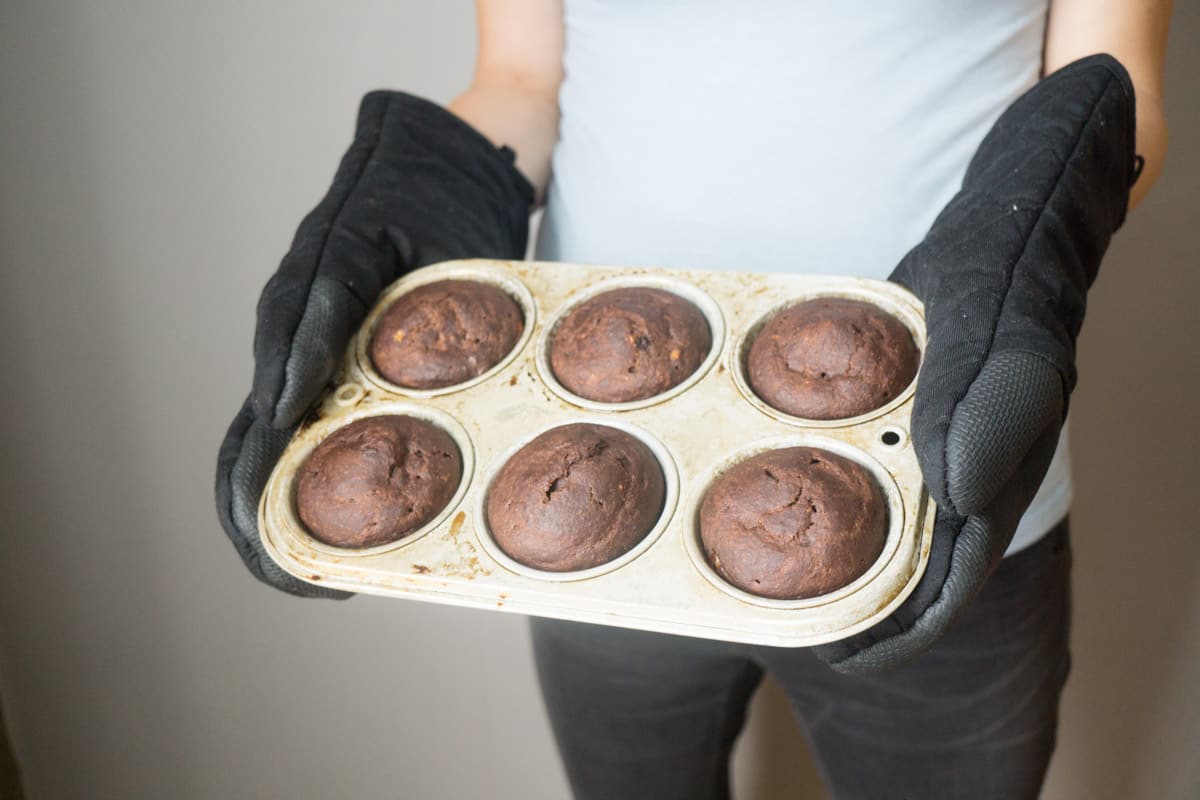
[259,258,935,647]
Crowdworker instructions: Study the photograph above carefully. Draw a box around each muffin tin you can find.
[259,259,935,647]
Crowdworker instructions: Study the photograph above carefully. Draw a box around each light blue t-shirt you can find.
[536,0,1068,555]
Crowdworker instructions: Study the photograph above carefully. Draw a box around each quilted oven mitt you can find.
[215,92,533,596]
[816,54,1141,673]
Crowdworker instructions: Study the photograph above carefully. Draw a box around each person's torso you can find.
[538,0,1049,273]
[536,0,1070,551]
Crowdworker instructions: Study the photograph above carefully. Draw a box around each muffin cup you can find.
[261,401,475,559]
[474,418,680,582]
[259,259,935,647]
[684,436,904,610]
[535,275,725,412]
[731,286,926,428]
[355,262,537,398]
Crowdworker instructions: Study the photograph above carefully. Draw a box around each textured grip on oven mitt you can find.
[814,54,1140,673]
[214,91,534,597]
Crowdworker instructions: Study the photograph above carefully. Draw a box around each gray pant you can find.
[0,696,24,800]
[531,521,1071,800]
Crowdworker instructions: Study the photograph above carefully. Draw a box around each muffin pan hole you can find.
[333,383,365,407]
[880,427,905,448]
[355,264,537,398]
[535,275,725,412]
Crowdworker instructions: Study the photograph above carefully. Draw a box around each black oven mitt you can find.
[214,92,533,597]
[815,54,1140,672]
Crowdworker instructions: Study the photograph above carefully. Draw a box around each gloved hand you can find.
[214,92,533,597]
[815,54,1141,672]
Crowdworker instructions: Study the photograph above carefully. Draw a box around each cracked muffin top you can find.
[370,279,524,390]
[296,415,463,549]
[485,422,666,572]
[549,286,711,403]
[699,446,886,600]
[746,297,918,420]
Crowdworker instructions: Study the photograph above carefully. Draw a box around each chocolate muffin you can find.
[699,447,886,600]
[370,279,524,389]
[746,297,919,420]
[549,286,712,403]
[296,415,463,549]
[485,423,666,572]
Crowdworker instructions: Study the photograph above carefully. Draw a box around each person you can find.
[216,1,1172,797]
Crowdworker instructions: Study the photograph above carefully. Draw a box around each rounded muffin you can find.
[699,447,886,600]
[549,286,712,403]
[370,279,524,389]
[296,415,463,548]
[486,423,666,572]
[746,297,919,420]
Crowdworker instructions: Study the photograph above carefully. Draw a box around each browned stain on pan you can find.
[296,404,325,434]
[860,572,910,618]
[433,510,491,579]
[448,510,467,539]
[859,507,933,617]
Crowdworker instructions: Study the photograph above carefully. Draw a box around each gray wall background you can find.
[1,2,1196,798]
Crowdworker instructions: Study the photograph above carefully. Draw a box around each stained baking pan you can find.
[259,259,934,647]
